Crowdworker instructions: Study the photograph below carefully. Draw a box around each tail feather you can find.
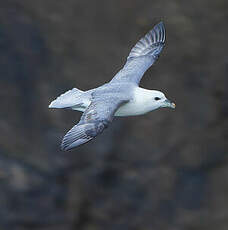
[49,88,83,109]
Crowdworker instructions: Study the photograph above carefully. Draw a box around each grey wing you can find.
[61,96,128,151]
[111,22,165,85]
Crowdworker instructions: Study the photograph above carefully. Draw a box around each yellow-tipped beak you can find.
[164,99,176,109]
[171,102,176,109]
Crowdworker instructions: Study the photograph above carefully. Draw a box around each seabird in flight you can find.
[49,22,175,150]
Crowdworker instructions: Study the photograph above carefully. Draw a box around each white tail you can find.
[49,88,84,109]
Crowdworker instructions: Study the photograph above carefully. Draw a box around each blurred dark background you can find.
[0,0,227,229]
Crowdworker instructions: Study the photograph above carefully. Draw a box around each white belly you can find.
[114,100,149,116]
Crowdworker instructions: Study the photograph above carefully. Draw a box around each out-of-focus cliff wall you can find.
[0,0,227,229]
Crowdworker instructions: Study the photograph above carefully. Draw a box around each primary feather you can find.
[111,22,165,85]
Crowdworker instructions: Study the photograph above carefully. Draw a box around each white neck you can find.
[115,87,160,116]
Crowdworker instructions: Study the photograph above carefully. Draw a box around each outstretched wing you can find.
[111,22,165,85]
[61,95,128,151]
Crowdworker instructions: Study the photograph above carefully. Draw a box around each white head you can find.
[115,88,175,116]
[147,90,176,111]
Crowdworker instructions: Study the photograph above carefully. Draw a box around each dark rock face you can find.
[0,0,227,229]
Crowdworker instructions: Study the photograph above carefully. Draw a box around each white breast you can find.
[115,87,154,116]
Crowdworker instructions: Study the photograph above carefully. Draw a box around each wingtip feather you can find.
[60,124,93,151]
[127,21,165,59]
[61,138,90,151]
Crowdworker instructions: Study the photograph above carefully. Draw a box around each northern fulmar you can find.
[49,22,175,151]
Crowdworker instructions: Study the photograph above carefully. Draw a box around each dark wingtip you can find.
[154,21,165,32]
[127,20,165,60]
[60,145,67,151]
[153,21,166,44]
[156,21,165,27]
[61,140,74,151]
[60,142,68,151]
[61,136,92,151]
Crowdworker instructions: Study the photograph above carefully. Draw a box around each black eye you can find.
[154,97,160,101]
